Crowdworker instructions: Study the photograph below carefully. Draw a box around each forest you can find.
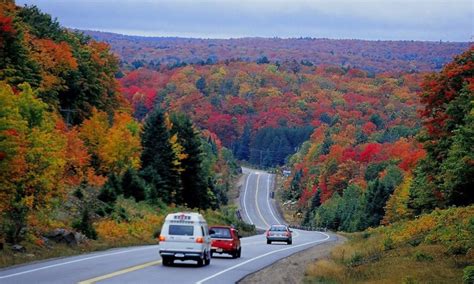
[289,47,473,232]
[0,3,240,254]
[0,3,472,278]
[86,30,469,73]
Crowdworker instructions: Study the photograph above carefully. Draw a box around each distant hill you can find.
[82,30,470,73]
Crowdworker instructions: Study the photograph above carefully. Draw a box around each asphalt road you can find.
[240,168,283,229]
[0,168,334,284]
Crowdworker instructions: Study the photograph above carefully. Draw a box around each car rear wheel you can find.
[267,240,271,244]
[237,247,241,258]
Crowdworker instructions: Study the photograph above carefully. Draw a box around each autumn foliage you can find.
[0,4,237,247]
[0,3,472,267]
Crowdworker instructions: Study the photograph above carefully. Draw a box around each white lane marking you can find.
[196,232,331,284]
[265,174,281,225]
[0,246,155,279]
[242,173,255,226]
[255,174,270,229]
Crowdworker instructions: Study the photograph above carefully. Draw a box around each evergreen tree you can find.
[140,108,181,204]
[171,113,211,209]
[303,188,321,225]
[72,209,97,240]
[98,173,121,204]
[121,168,146,202]
[195,76,207,94]
[440,110,474,205]
[291,169,303,200]
[364,179,386,227]
[365,166,402,227]
[339,185,364,232]
[320,130,333,155]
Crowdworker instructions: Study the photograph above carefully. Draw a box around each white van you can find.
[158,212,211,266]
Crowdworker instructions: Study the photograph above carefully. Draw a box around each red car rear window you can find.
[210,227,232,239]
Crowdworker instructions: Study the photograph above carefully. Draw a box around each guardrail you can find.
[288,225,328,232]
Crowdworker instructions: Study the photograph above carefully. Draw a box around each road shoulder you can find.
[238,233,346,284]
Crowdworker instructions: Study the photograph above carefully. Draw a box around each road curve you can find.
[0,168,335,284]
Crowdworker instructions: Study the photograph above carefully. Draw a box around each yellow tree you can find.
[99,112,142,176]
[164,112,187,173]
[382,175,413,225]
[0,83,67,242]
[78,108,109,174]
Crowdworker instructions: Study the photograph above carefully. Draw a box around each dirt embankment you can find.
[238,234,346,284]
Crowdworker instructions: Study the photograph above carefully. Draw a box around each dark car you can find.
[266,225,292,245]
[209,226,241,258]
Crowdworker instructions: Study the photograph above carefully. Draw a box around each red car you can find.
[209,226,241,258]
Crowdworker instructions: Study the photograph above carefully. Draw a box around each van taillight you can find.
[196,237,204,243]
[159,235,166,242]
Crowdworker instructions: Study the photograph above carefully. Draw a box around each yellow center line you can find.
[77,260,162,284]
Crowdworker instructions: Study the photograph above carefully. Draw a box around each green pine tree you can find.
[171,113,212,209]
[140,108,181,204]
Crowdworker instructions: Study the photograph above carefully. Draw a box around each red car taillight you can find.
[196,237,204,243]
[266,230,270,237]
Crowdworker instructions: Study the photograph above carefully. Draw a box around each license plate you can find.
[216,248,223,252]
[175,253,185,258]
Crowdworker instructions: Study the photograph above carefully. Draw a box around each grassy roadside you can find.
[303,206,474,283]
[0,194,255,268]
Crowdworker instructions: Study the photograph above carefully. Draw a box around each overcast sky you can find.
[16,0,474,41]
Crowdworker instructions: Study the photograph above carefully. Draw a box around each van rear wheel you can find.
[204,250,211,266]
[162,257,173,266]
[197,258,204,267]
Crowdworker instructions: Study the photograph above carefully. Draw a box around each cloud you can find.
[16,0,473,41]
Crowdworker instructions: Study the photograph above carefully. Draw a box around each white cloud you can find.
[16,0,473,41]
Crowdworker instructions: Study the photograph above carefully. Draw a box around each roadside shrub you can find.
[463,266,474,284]
[152,228,161,239]
[72,209,97,240]
[348,252,364,266]
[413,251,433,262]
[383,235,394,250]
[408,237,423,247]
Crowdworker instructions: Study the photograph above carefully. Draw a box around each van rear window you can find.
[169,225,194,236]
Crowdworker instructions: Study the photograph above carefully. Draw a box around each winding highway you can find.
[0,168,335,284]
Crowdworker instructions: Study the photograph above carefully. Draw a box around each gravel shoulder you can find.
[238,233,346,284]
